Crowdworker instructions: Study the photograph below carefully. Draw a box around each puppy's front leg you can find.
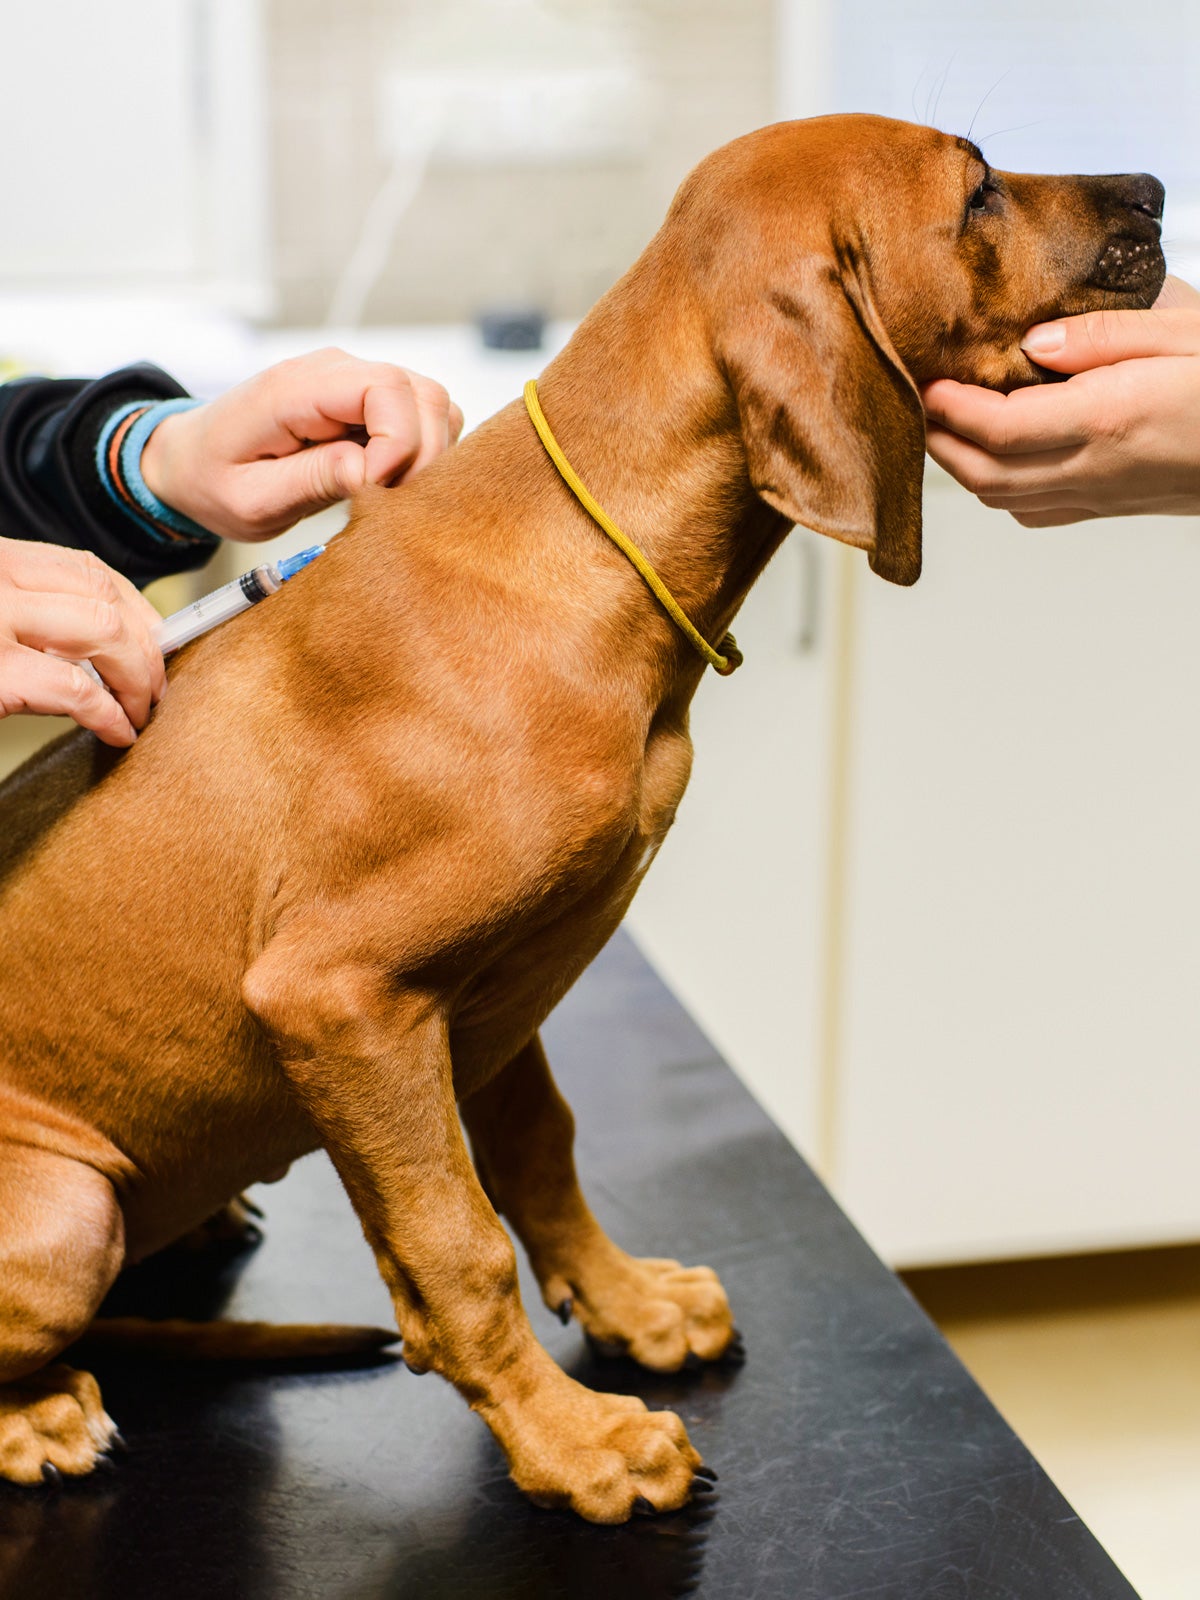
[464,1035,740,1371]
[244,951,703,1522]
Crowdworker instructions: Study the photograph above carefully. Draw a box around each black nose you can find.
[1124,173,1165,221]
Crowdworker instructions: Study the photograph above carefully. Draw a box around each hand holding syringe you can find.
[2,347,461,750]
[76,544,325,693]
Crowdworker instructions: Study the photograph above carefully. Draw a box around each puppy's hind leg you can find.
[0,1143,124,1483]
[463,1035,741,1373]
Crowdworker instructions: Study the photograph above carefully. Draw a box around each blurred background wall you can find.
[2,0,1197,332]
[265,0,776,325]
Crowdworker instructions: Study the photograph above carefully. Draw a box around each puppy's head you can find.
[682,113,1165,584]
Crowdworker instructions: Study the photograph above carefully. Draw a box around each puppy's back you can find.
[0,728,119,888]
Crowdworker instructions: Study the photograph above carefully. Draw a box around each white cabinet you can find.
[627,480,1200,1267]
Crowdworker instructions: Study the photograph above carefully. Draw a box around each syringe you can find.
[73,544,326,690]
[157,543,326,655]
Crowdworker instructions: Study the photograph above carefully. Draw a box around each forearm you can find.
[0,367,218,588]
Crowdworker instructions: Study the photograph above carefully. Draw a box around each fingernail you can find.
[1021,321,1066,358]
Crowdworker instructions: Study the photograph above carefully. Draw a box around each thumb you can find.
[246,440,367,532]
[297,438,367,506]
[1021,299,1200,373]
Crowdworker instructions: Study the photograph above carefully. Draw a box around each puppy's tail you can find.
[81,1317,399,1362]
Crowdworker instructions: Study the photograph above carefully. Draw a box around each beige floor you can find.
[904,1247,1200,1600]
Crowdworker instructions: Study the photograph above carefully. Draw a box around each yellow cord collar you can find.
[523,380,742,676]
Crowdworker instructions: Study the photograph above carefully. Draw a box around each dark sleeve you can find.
[0,363,218,589]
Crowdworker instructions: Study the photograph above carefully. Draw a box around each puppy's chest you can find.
[450,728,691,1084]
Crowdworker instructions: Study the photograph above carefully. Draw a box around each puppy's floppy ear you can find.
[718,259,926,585]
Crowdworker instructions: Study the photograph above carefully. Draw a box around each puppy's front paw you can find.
[498,1372,708,1523]
[547,1249,741,1373]
[0,1365,120,1485]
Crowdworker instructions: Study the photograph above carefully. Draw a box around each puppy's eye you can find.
[968,180,999,215]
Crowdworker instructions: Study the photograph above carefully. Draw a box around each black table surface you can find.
[0,933,1138,1600]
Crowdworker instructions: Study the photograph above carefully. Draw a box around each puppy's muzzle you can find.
[1087,172,1166,297]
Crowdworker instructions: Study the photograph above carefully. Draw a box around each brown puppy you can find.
[0,115,1164,1519]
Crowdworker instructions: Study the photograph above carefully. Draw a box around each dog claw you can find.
[691,1475,717,1495]
[40,1462,63,1487]
[694,1464,718,1482]
[109,1429,129,1456]
[682,1351,703,1371]
[402,1355,427,1375]
[556,1297,573,1326]
[631,1495,656,1516]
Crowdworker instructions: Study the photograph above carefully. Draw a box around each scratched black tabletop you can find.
[0,932,1137,1600]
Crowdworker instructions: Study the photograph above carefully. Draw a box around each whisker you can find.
[966,69,1014,145]
[976,118,1049,146]
[910,64,931,125]
[929,52,957,128]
